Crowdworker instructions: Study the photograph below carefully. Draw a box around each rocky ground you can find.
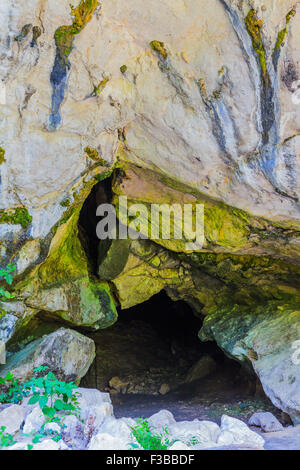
[0,386,298,451]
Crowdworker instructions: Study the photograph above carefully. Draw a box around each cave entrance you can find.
[81,290,276,422]
[78,179,279,423]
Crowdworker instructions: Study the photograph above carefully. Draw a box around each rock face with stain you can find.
[0,0,300,421]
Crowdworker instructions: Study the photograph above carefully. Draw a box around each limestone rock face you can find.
[0,0,300,423]
[200,303,300,424]
[0,328,96,383]
[0,0,300,234]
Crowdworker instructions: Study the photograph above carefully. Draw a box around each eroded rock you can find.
[0,328,96,383]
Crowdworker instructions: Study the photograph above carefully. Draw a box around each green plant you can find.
[0,371,29,404]
[0,264,16,303]
[24,366,81,420]
[0,366,81,421]
[0,426,16,448]
[130,419,173,450]
[187,436,199,446]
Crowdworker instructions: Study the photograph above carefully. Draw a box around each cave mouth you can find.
[78,179,280,422]
[81,290,278,422]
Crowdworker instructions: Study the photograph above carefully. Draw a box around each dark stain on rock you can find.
[281,60,299,92]
[14,24,32,42]
[31,26,42,47]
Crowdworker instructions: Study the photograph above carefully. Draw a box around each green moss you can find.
[274,9,296,51]
[183,251,300,307]
[94,168,114,182]
[79,280,118,328]
[37,214,88,288]
[204,204,250,250]
[244,9,267,82]
[84,146,110,166]
[150,41,168,60]
[0,207,32,229]
[0,147,5,165]
[54,0,99,65]
[93,76,109,96]
[84,146,99,161]
[60,198,71,208]
[120,65,127,74]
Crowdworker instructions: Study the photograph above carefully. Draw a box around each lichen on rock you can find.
[0,207,32,229]
[244,9,267,77]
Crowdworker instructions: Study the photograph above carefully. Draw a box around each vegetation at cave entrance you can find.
[130,418,173,450]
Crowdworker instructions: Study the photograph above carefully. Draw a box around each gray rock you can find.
[97,416,140,449]
[23,405,45,434]
[148,410,176,431]
[44,422,61,434]
[200,305,300,424]
[168,419,220,446]
[0,314,18,343]
[0,328,95,383]
[248,412,284,433]
[83,403,114,439]
[62,414,86,450]
[159,383,170,395]
[76,388,112,420]
[0,404,25,434]
[217,415,265,449]
[0,340,5,364]
[88,432,130,450]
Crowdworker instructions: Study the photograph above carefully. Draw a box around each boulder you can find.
[83,404,114,440]
[97,416,140,449]
[217,415,265,449]
[62,414,86,450]
[109,376,130,394]
[148,410,176,431]
[44,422,61,434]
[168,419,220,446]
[23,405,45,434]
[248,412,284,433]
[0,328,95,383]
[159,383,171,395]
[185,355,217,383]
[88,433,130,451]
[76,388,112,420]
[0,404,25,434]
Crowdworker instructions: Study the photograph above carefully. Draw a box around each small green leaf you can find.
[28,395,40,405]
